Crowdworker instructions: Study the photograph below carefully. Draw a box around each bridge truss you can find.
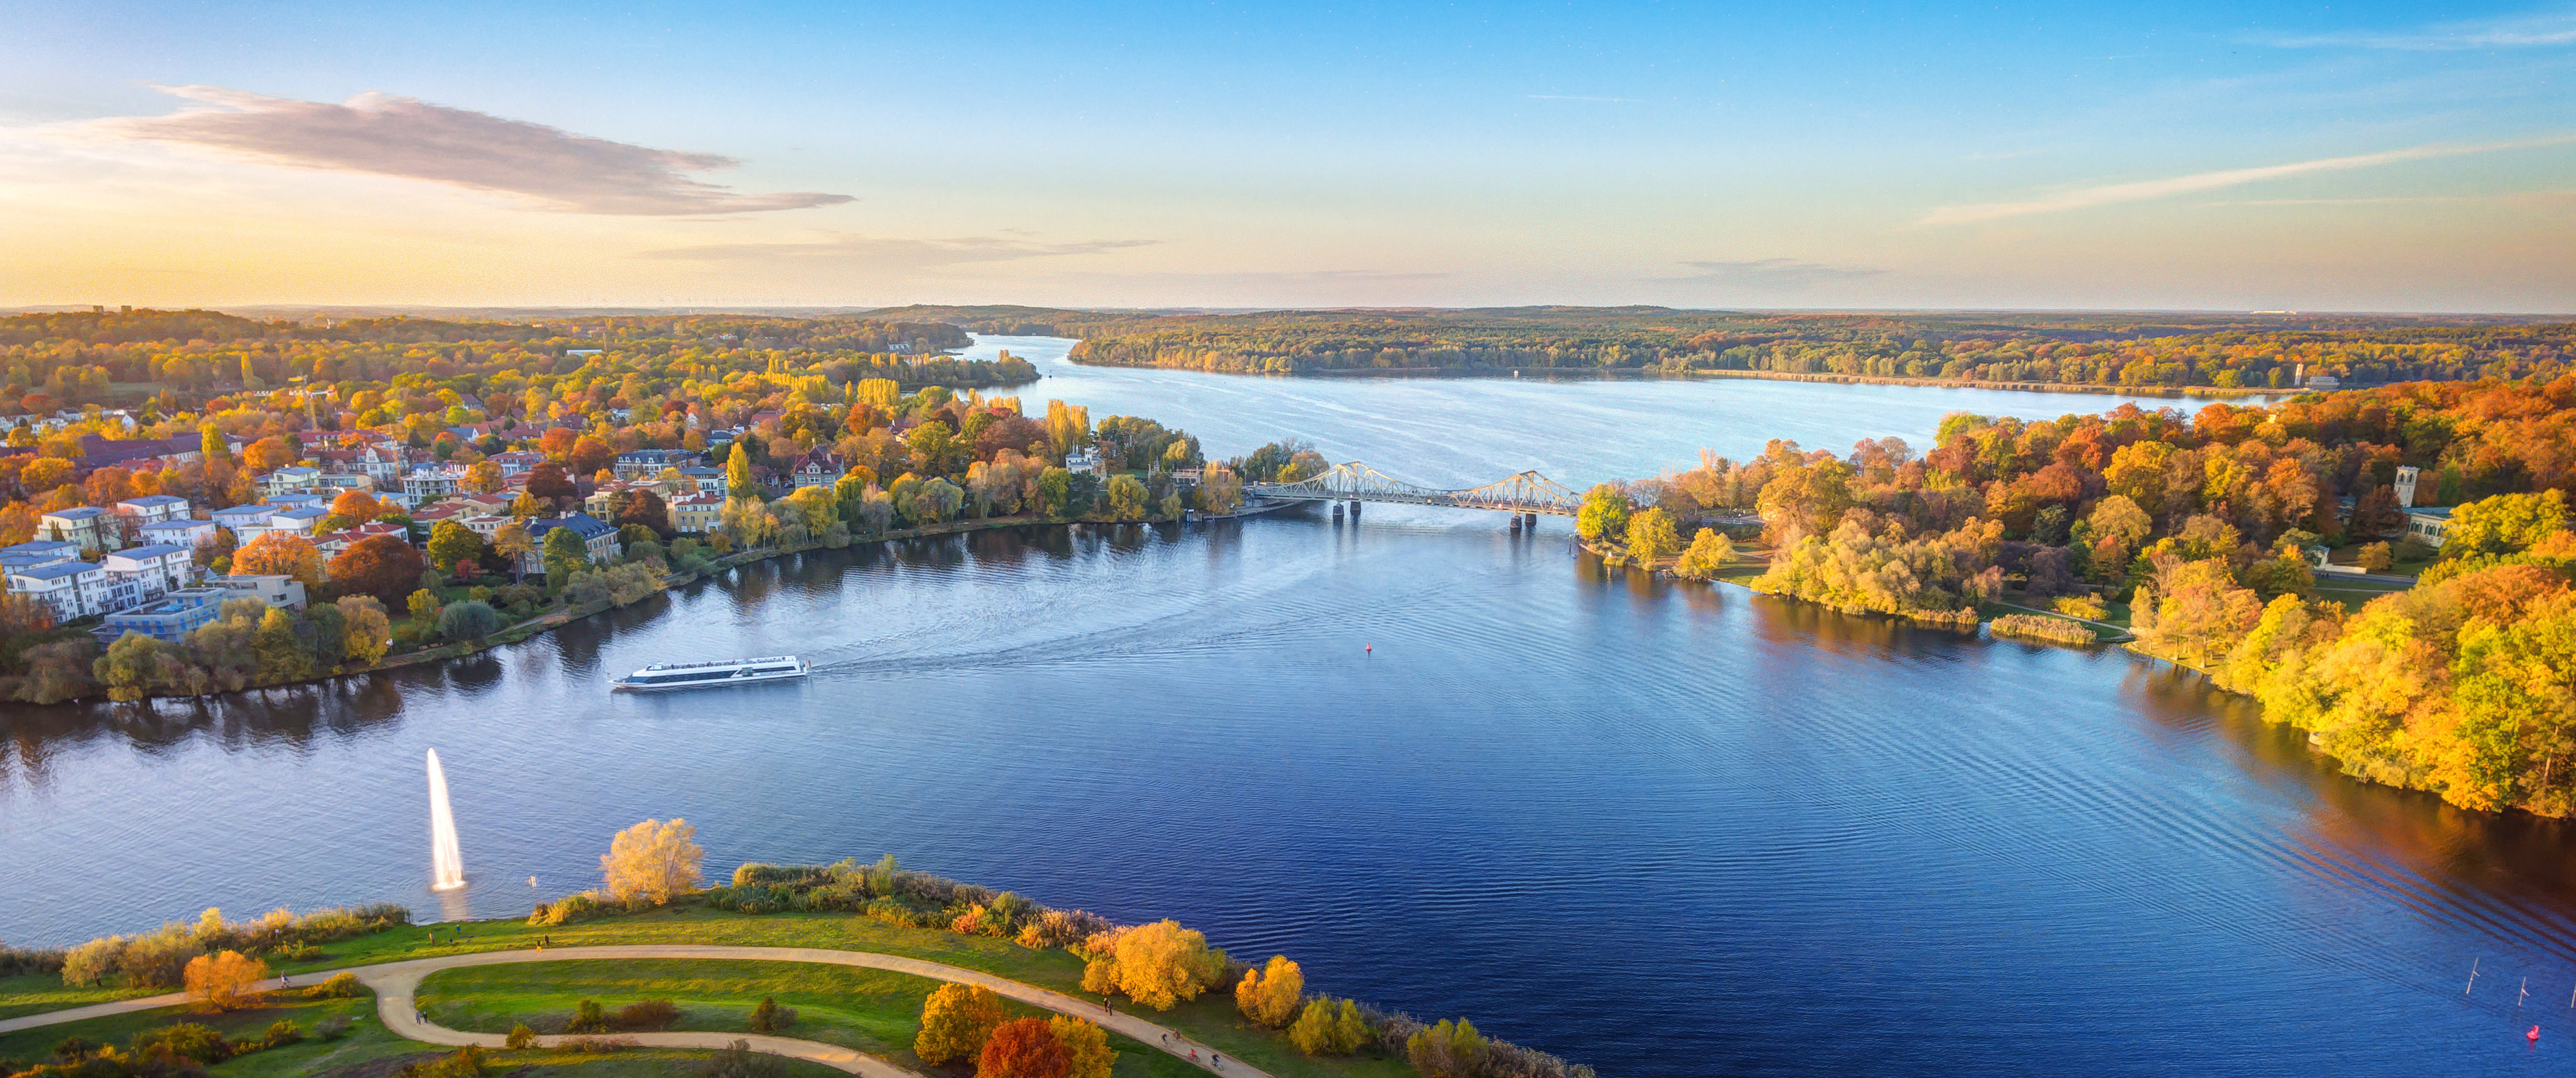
[1245,462,1584,516]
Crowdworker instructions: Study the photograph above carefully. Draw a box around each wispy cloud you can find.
[99,85,852,215]
[2270,8,2576,49]
[1922,136,2575,224]
[1525,94,1643,103]
[1671,259,1883,288]
[642,233,1155,268]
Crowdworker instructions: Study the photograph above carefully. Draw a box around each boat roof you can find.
[635,655,799,671]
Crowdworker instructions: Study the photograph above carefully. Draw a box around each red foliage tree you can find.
[538,427,578,461]
[326,533,428,606]
[525,461,578,504]
[975,1018,1068,1078]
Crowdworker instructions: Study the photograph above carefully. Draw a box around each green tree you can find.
[1675,527,1737,579]
[93,631,185,702]
[436,600,500,642]
[1626,507,1681,561]
[1037,467,1071,517]
[542,525,589,586]
[1576,482,1631,542]
[251,607,311,682]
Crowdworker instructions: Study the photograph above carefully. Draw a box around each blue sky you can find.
[1,1,2569,310]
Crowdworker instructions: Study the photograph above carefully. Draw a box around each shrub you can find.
[568,999,608,1033]
[529,891,603,927]
[749,995,795,1033]
[505,1024,537,1049]
[313,971,363,999]
[260,1020,300,1048]
[0,942,65,978]
[616,999,679,1031]
[1236,955,1303,1028]
[1084,920,1226,1011]
[397,1045,487,1077]
[183,950,267,1011]
[1991,613,2099,647]
[1407,1019,1490,1078]
[1289,999,1337,1055]
[559,1036,633,1054]
[132,1022,231,1064]
[1016,909,1111,950]
[701,1039,790,1078]
[2051,595,2109,620]
[313,1015,352,1041]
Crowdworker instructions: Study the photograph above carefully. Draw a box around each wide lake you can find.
[6,340,2575,1075]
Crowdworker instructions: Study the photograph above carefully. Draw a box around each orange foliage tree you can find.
[232,533,324,589]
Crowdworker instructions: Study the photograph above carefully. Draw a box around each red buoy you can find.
[1365,644,1372,653]
[2529,1026,2540,1042]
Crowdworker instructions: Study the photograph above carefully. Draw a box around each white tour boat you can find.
[611,655,810,692]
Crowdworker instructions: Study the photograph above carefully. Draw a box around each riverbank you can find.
[1063,355,2288,399]
[47,506,1295,707]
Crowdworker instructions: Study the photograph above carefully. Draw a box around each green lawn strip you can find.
[319,1048,853,1078]
[421,958,934,1066]
[0,975,160,1022]
[0,991,384,1075]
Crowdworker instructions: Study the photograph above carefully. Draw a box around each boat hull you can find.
[612,670,809,692]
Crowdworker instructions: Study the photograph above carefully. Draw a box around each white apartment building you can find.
[139,518,218,549]
[403,464,467,502]
[38,507,118,553]
[115,494,191,526]
[6,559,109,621]
[102,543,198,607]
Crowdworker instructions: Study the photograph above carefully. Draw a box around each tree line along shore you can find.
[1570,375,2576,818]
[0,820,1590,1078]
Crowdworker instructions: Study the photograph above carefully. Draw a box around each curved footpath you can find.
[0,945,1267,1077]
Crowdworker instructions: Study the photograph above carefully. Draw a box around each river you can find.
[4,341,2572,1076]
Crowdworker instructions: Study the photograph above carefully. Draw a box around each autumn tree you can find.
[977,1017,1068,1078]
[1046,1016,1114,1078]
[613,488,670,534]
[492,522,533,579]
[1082,920,1226,1011]
[1197,463,1243,516]
[570,435,615,478]
[600,818,704,905]
[726,441,756,501]
[183,950,268,1011]
[465,460,504,494]
[1576,483,1631,542]
[914,983,1008,1065]
[1102,474,1149,522]
[337,596,392,664]
[1626,507,1681,561]
[328,534,426,606]
[233,533,324,589]
[426,520,486,575]
[1675,528,1737,580]
[326,488,386,530]
[1288,999,1372,1056]
[2445,490,2569,557]
[1235,955,1303,1028]
[527,461,577,505]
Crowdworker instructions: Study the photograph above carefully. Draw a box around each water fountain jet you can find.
[427,748,465,891]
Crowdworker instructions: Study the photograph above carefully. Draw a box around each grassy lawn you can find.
[247,907,1411,1078]
[419,959,1219,1077]
[5,907,1423,1078]
[0,975,160,1022]
[0,986,855,1078]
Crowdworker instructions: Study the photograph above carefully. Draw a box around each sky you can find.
[0,0,2570,312]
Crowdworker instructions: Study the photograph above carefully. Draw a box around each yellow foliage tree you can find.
[912,983,1007,1064]
[337,596,392,664]
[599,818,704,905]
[1048,1015,1115,1078]
[183,949,268,1011]
[233,533,325,589]
[1235,954,1303,1028]
[1104,920,1225,1011]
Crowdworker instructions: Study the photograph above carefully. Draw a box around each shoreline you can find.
[62,507,1301,706]
[1060,357,2290,399]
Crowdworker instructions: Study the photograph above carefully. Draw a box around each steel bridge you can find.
[1244,462,1584,516]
